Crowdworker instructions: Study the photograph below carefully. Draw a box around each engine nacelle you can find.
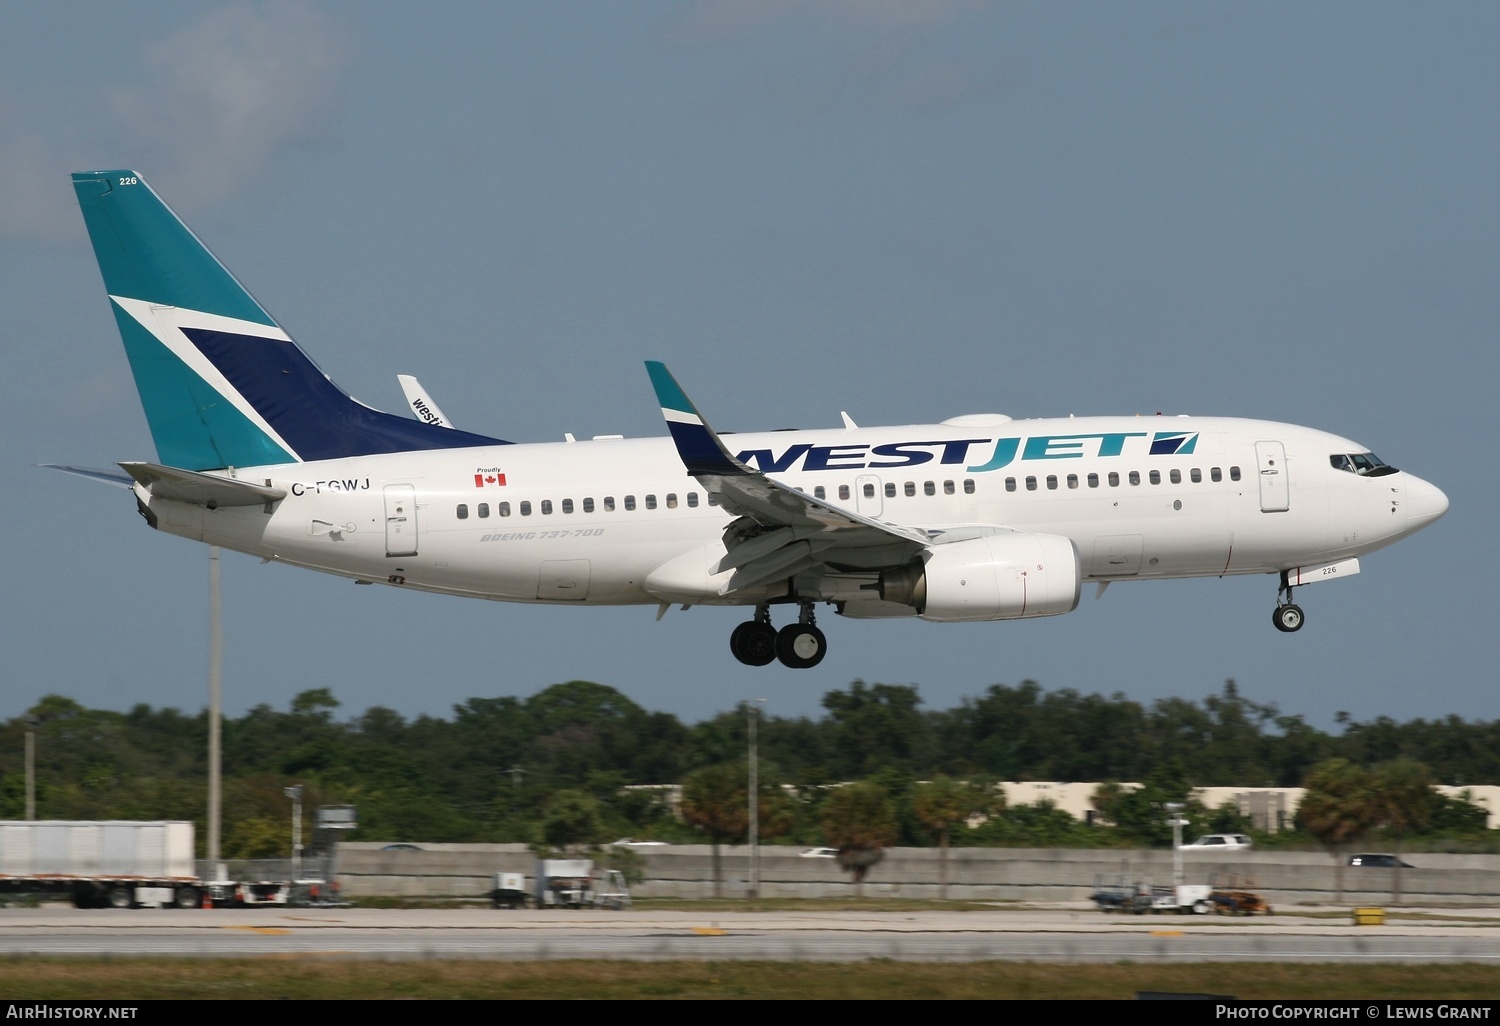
[879,533,1081,622]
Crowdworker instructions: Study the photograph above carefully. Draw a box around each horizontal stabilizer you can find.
[39,465,135,488]
[120,462,287,508]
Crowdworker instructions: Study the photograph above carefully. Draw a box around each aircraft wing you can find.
[119,462,287,508]
[646,362,933,589]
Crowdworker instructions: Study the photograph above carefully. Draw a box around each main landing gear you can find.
[730,603,828,669]
[1272,571,1305,633]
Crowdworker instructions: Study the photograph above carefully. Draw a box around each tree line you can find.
[0,679,1492,861]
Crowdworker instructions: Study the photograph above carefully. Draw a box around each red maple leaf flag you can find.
[474,469,507,487]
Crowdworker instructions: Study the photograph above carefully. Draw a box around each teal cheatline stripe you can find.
[72,171,274,326]
[645,361,696,417]
[112,305,294,470]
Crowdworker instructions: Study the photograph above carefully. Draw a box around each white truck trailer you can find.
[0,820,202,909]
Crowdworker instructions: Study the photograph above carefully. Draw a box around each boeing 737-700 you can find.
[57,170,1449,670]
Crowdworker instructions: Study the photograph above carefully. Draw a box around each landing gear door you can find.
[384,484,418,557]
[1255,441,1289,513]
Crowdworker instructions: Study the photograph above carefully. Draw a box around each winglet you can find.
[397,375,455,429]
[645,362,748,477]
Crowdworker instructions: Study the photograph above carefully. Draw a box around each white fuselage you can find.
[135,414,1442,613]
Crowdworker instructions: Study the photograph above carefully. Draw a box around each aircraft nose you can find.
[1405,475,1449,531]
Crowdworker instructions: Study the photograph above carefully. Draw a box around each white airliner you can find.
[59,170,1448,669]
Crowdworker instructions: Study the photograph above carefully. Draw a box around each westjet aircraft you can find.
[61,170,1449,670]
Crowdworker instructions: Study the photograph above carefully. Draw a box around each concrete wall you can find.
[334,842,1500,906]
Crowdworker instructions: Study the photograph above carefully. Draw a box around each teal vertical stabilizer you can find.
[73,171,292,470]
[72,171,274,324]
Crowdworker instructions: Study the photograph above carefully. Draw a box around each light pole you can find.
[208,547,222,872]
[1165,802,1187,890]
[747,698,765,900]
[24,714,39,820]
[285,785,304,885]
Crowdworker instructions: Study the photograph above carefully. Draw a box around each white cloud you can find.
[114,0,354,206]
[0,1,354,238]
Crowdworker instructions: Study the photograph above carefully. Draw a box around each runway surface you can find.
[4,905,1500,963]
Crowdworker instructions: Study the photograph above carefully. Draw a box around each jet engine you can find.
[878,533,1081,622]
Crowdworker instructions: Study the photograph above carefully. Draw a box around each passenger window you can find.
[1149,470,1161,485]
[520,501,533,516]
[1190,468,1202,483]
[944,480,955,495]
[707,494,720,506]
[839,485,851,500]
[687,492,699,508]
[478,503,490,518]
[1087,473,1099,488]
[813,486,825,500]
[1026,476,1038,491]
[624,496,636,511]
[1170,469,1181,484]
[561,499,574,514]
[963,479,975,494]
[541,499,553,515]
[1108,472,1120,487]
[1230,466,1242,481]
[924,481,935,496]
[666,493,678,509]
[499,502,511,517]
[1129,471,1141,486]
[457,504,469,520]
[885,483,896,498]
[863,483,875,498]
[1210,468,1222,483]
[1005,477,1017,492]
[1046,475,1058,490]
[583,497,595,513]
[645,494,657,510]
[604,496,616,511]
[1066,474,1079,489]
[904,481,915,497]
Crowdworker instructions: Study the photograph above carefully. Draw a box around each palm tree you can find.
[911,777,995,900]
[1372,758,1434,904]
[1298,759,1376,903]
[680,763,747,899]
[819,782,897,897]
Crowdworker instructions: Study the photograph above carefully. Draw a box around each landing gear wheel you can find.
[775,624,827,669]
[730,621,777,666]
[1272,603,1305,633]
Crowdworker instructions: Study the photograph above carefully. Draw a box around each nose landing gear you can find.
[1272,571,1305,633]
[729,602,828,668]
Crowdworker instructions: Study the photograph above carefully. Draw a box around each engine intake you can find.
[879,533,1081,622]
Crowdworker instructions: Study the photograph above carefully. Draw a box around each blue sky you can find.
[4,2,1493,736]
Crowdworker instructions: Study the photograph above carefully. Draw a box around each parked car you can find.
[1178,833,1253,852]
[798,847,838,858]
[1348,854,1414,868]
[610,838,666,847]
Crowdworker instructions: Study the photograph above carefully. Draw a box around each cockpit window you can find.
[1331,452,1398,477]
